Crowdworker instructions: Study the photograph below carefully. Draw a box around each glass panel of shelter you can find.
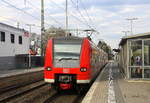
[144,40,150,78]
[129,39,150,79]
[129,40,143,78]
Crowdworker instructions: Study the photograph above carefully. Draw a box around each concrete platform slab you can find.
[0,67,43,78]
[118,79,150,103]
[82,63,110,103]
[82,61,150,103]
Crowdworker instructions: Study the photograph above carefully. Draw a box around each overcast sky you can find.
[0,0,150,48]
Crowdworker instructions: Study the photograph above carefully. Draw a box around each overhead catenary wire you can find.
[1,0,99,34]
[49,0,90,27]
[1,0,47,28]
[0,15,41,28]
[79,0,100,34]
[0,16,18,23]
[70,0,100,34]
[79,0,96,27]
[25,0,64,27]
[50,0,95,30]
[70,0,92,29]
[1,0,40,21]
[1,0,62,28]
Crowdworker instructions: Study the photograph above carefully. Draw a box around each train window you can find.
[11,34,15,43]
[19,36,22,44]
[0,31,5,42]
[53,43,81,68]
[54,44,81,59]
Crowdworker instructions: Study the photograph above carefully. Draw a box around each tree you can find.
[97,41,113,60]
[41,27,66,55]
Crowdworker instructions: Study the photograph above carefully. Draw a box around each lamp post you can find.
[65,0,68,37]
[126,18,138,35]
[26,24,35,69]
[41,0,45,56]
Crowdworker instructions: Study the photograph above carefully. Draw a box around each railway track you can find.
[43,90,85,103]
[0,79,43,94]
[0,80,87,103]
[43,92,63,103]
[0,80,47,102]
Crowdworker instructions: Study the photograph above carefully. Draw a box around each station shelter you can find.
[119,32,150,79]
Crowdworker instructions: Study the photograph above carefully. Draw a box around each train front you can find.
[44,37,91,90]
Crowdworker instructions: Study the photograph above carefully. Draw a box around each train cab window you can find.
[54,43,81,59]
[0,31,5,42]
[19,36,22,44]
[11,34,15,43]
[53,39,82,68]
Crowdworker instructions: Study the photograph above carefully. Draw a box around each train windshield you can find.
[53,39,82,68]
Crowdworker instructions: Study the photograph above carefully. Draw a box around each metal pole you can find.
[126,18,138,35]
[122,31,130,36]
[25,25,31,69]
[17,22,20,28]
[41,0,45,56]
[131,20,133,35]
[26,24,35,68]
[65,0,68,37]
[29,25,31,68]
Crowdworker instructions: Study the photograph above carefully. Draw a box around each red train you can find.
[44,37,107,91]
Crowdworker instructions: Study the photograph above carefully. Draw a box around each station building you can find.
[119,32,150,79]
[0,23,30,69]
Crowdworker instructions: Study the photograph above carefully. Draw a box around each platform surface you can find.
[0,67,44,78]
[82,61,150,103]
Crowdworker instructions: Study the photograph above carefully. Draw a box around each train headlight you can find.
[80,68,87,72]
[46,67,52,71]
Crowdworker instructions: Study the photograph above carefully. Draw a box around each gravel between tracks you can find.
[6,86,85,103]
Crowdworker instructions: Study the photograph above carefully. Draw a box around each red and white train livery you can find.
[44,37,107,91]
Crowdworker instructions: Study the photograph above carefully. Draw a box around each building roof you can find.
[119,32,150,46]
[0,22,26,32]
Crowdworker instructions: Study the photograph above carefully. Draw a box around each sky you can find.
[0,0,150,49]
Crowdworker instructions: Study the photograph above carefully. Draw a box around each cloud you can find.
[0,0,150,49]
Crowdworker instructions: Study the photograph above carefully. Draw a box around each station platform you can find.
[0,67,44,92]
[82,61,150,103]
[0,67,43,78]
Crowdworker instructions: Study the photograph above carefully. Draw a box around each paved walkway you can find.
[82,61,150,103]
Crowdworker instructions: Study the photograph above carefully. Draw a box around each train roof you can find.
[52,36,106,54]
[53,36,83,41]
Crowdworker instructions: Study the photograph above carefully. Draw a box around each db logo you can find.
[63,69,69,73]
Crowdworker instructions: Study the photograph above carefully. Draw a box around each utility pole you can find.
[65,0,68,37]
[41,0,45,56]
[24,0,26,6]
[126,18,138,35]
[26,24,35,69]
[17,22,20,28]
[122,31,130,36]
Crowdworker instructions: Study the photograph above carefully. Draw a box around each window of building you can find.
[1,31,5,42]
[19,36,22,44]
[11,34,15,43]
